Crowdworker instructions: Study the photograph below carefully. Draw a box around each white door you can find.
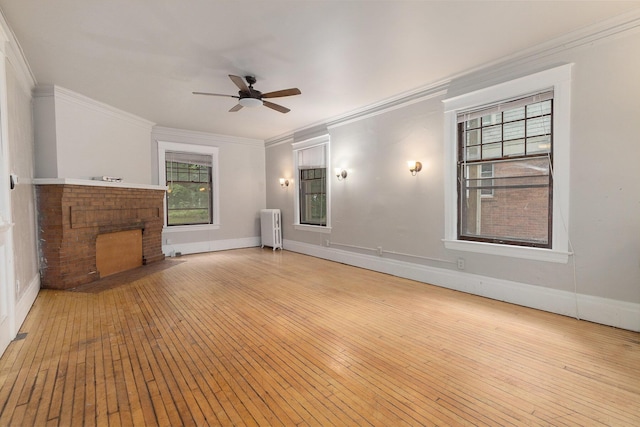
[0,67,16,356]
[0,228,14,355]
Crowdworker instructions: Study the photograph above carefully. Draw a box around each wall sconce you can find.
[279,178,289,188]
[407,160,422,176]
[334,168,348,181]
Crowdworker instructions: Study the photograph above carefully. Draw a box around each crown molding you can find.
[34,85,155,130]
[0,8,36,94]
[266,7,640,145]
[152,125,264,148]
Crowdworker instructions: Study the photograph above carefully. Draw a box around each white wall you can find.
[152,127,266,255]
[33,85,155,184]
[266,22,640,331]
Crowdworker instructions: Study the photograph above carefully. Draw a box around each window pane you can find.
[482,142,501,159]
[526,135,552,154]
[504,139,525,157]
[459,157,550,246]
[526,100,551,117]
[465,129,481,146]
[482,113,501,126]
[466,146,480,161]
[503,121,525,141]
[503,106,525,122]
[526,116,551,137]
[465,118,481,129]
[482,125,502,144]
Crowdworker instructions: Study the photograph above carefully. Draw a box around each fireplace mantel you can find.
[33,178,166,191]
[36,179,166,289]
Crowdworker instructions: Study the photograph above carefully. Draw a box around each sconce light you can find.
[279,178,289,188]
[407,160,422,176]
[335,168,348,181]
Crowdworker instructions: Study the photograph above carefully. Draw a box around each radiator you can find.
[260,209,282,250]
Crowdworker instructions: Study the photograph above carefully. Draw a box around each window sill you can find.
[294,224,332,234]
[443,239,570,263]
[164,224,220,233]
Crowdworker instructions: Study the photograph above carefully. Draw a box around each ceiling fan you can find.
[193,75,301,113]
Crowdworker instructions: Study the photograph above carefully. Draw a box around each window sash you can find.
[299,167,326,226]
[456,92,554,249]
[165,160,213,226]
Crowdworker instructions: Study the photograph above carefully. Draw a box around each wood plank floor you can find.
[0,248,638,426]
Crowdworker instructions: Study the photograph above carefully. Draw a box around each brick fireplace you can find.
[35,179,166,290]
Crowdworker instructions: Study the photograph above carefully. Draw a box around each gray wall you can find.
[266,27,640,313]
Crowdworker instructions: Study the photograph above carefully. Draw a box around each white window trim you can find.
[442,64,572,263]
[157,140,220,230]
[292,134,332,233]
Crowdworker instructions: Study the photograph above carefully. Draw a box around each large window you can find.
[292,135,331,231]
[443,64,572,263]
[157,141,219,229]
[458,92,553,248]
[165,152,212,226]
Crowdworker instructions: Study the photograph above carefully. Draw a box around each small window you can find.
[457,92,553,248]
[299,167,326,226]
[165,152,213,226]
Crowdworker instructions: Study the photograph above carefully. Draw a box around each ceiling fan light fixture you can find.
[239,97,262,108]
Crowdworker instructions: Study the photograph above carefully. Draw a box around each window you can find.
[165,152,212,226]
[443,64,572,263]
[157,141,219,229]
[292,135,331,231]
[299,168,327,225]
[458,92,553,247]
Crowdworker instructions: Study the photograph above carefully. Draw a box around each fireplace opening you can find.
[96,229,143,278]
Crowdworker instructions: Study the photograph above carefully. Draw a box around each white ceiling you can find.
[1,1,639,141]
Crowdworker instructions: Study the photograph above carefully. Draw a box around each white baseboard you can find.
[284,239,640,332]
[15,273,40,334]
[163,236,261,257]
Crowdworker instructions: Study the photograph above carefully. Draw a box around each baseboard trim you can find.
[163,237,261,257]
[284,239,639,332]
[15,273,40,334]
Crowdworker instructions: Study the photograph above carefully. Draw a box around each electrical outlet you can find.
[377,246,383,256]
[166,238,172,244]
[15,280,20,293]
[325,239,330,247]
[457,258,465,270]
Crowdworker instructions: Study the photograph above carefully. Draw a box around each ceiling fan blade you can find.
[192,91,239,99]
[229,104,243,112]
[229,75,250,93]
[261,88,301,99]
[263,100,290,114]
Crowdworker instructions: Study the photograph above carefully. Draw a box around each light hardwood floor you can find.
[0,248,638,426]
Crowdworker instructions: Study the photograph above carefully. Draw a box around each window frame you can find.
[443,64,572,263]
[292,134,332,233]
[158,141,220,231]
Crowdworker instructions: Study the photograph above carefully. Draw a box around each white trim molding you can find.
[163,236,260,257]
[33,85,155,130]
[284,240,640,332]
